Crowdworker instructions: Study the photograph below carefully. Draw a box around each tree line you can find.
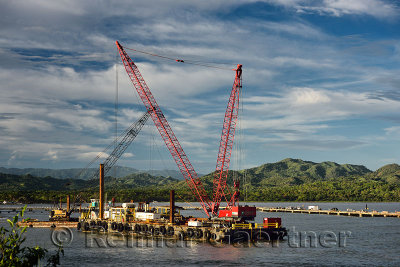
[1,178,399,203]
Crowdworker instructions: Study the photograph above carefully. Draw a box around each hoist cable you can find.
[122,46,233,71]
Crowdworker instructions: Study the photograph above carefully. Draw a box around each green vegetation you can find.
[0,173,179,192]
[0,166,185,180]
[0,206,63,266]
[0,166,140,180]
[1,159,400,202]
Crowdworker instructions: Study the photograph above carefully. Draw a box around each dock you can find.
[3,205,400,221]
[18,221,78,228]
[0,206,91,213]
[257,207,400,218]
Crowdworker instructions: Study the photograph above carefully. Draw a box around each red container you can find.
[263,217,281,228]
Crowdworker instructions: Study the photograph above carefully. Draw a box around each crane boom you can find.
[68,111,150,216]
[211,64,242,215]
[115,41,212,215]
[90,111,151,179]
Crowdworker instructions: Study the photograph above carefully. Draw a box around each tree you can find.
[0,206,63,266]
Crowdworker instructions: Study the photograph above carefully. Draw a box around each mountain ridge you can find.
[1,158,399,192]
[0,166,188,180]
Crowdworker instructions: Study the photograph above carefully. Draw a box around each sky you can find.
[0,0,400,174]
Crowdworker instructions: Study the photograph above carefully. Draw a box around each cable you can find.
[122,45,234,71]
[241,74,249,204]
[175,191,199,210]
[114,52,119,179]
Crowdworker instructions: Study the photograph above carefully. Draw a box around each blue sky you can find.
[0,0,400,174]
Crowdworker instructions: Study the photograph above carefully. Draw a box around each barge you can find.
[76,191,287,243]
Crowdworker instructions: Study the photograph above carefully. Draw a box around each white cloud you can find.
[259,21,326,39]
[44,150,58,161]
[243,87,400,141]
[266,0,398,19]
[78,151,109,161]
[321,0,398,18]
[122,152,134,158]
[0,119,53,134]
[0,0,399,172]
[292,87,331,105]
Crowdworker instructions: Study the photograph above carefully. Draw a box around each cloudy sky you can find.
[0,0,400,174]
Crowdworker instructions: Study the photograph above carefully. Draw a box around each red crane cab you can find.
[218,205,256,220]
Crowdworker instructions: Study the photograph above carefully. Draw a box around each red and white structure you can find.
[116,41,255,219]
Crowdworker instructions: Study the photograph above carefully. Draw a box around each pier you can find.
[257,207,400,218]
[18,221,78,228]
[0,206,91,213]
[2,205,400,221]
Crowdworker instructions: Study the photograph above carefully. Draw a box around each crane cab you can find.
[218,205,256,220]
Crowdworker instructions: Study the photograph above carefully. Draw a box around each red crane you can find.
[115,41,212,215]
[116,41,254,219]
[213,65,256,220]
[211,65,255,220]
[211,64,242,215]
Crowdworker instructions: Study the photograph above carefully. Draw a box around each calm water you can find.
[1,202,400,266]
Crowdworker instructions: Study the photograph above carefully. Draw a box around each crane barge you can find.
[76,41,287,243]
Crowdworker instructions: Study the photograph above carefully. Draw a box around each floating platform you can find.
[77,219,287,242]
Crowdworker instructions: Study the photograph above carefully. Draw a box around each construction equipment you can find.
[74,42,287,242]
[211,64,242,215]
[67,111,150,216]
[211,64,256,219]
[116,41,254,219]
[116,41,212,216]
[89,111,150,180]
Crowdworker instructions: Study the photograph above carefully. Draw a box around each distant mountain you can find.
[103,173,179,188]
[2,158,400,192]
[0,166,138,180]
[170,158,374,190]
[0,173,87,191]
[2,159,400,202]
[142,170,186,180]
[0,166,190,180]
[367,163,400,185]
[243,158,372,186]
[0,172,179,191]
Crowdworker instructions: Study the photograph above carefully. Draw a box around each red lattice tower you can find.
[211,64,242,216]
[116,41,212,215]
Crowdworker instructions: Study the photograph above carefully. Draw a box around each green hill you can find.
[0,158,382,191]
[172,158,372,189]
[0,166,190,180]
[87,173,179,189]
[367,163,400,185]
[244,158,371,186]
[1,159,400,202]
[0,173,87,191]
[0,166,140,180]
[0,172,179,191]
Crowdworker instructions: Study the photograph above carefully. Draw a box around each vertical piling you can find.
[169,190,175,224]
[67,195,70,213]
[99,164,104,219]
